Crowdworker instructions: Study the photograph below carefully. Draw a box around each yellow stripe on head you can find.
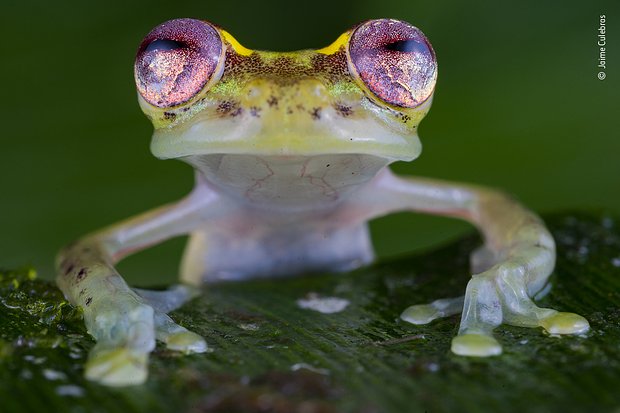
[317,32,350,55]
[221,30,254,56]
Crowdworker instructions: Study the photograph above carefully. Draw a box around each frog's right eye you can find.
[134,18,223,108]
[347,19,437,109]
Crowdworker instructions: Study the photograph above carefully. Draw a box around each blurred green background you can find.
[1,0,618,285]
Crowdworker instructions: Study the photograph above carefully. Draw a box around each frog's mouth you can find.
[149,107,422,162]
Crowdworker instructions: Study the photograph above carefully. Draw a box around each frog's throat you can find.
[150,123,422,162]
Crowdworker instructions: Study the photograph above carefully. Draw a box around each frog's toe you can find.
[539,312,590,335]
[451,333,502,357]
[164,331,208,353]
[401,296,464,325]
[401,304,440,324]
[85,346,149,386]
[154,312,208,353]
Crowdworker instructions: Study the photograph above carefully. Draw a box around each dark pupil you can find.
[384,39,423,53]
[145,39,185,53]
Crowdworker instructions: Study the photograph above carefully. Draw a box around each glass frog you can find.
[56,18,589,386]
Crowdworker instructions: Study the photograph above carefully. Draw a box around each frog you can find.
[56,18,590,386]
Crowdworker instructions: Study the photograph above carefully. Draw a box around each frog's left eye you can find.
[134,18,223,108]
[348,19,437,108]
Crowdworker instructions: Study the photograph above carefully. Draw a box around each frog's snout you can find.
[240,77,332,113]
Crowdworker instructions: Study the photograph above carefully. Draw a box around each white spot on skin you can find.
[296,293,349,314]
[43,369,67,381]
[290,363,330,375]
[55,385,85,397]
[611,257,620,267]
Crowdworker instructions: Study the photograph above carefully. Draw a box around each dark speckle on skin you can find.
[250,106,261,117]
[85,297,92,306]
[79,288,86,296]
[163,111,176,121]
[217,100,236,114]
[335,103,352,117]
[231,107,243,117]
[311,107,321,120]
[267,96,278,107]
[76,268,88,281]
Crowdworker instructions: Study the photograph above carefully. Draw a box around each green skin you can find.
[56,20,589,386]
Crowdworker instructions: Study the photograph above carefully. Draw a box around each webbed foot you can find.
[83,285,206,386]
[401,263,589,357]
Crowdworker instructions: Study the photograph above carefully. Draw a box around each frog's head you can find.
[135,18,437,163]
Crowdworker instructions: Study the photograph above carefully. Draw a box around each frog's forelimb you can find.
[356,170,590,356]
[55,183,218,386]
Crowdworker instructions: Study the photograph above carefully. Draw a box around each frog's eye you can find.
[348,19,437,109]
[134,18,223,108]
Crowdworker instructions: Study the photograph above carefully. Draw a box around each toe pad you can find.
[400,304,439,325]
[165,331,208,353]
[451,334,502,357]
[540,312,590,335]
[85,347,148,386]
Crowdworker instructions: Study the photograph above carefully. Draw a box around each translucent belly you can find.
[180,221,374,283]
